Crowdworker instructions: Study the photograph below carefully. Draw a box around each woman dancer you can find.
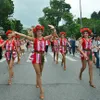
[14,25,56,99]
[78,28,96,88]
[51,34,59,64]
[0,30,18,85]
[59,32,68,70]
[16,35,21,64]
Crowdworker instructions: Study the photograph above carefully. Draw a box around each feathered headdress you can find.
[33,25,44,34]
[80,28,92,36]
[6,30,12,36]
[60,32,66,36]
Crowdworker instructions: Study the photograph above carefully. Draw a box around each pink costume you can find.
[30,38,46,64]
[5,40,17,61]
[53,39,59,52]
[59,38,67,54]
[80,38,94,60]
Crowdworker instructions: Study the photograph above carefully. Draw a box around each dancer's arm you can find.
[77,39,87,58]
[44,25,57,40]
[50,36,54,42]
[44,29,56,40]
[14,32,34,41]
[0,41,6,47]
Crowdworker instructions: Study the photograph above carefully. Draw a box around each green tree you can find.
[0,0,14,27]
[76,17,100,36]
[21,29,28,35]
[13,20,23,32]
[1,19,23,32]
[91,11,98,19]
[38,0,72,34]
[97,11,100,19]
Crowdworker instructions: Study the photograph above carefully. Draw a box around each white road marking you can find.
[0,58,6,62]
[27,53,32,62]
[75,54,80,58]
[49,52,62,62]
[66,55,77,61]
[14,57,18,63]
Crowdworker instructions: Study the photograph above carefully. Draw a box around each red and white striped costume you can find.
[30,38,46,64]
[53,39,59,52]
[80,38,94,60]
[16,40,21,52]
[59,38,67,54]
[5,40,17,61]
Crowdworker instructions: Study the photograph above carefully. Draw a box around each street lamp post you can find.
[79,0,83,28]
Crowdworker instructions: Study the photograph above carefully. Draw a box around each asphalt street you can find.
[0,49,100,100]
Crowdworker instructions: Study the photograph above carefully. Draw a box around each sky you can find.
[13,0,100,28]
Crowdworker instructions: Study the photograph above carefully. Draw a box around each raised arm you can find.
[44,25,57,40]
[14,32,34,41]
[50,36,54,42]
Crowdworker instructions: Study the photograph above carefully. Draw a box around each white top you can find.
[75,40,79,47]
[45,40,48,45]
[92,40,98,52]
[97,41,100,46]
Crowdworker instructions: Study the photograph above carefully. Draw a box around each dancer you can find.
[16,35,21,64]
[59,32,68,70]
[78,28,96,88]
[51,34,59,64]
[0,30,18,85]
[14,25,57,99]
[20,39,26,55]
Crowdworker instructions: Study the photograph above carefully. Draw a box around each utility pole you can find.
[79,0,83,28]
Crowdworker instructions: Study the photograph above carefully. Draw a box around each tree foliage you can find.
[0,0,23,38]
[91,11,100,20]
[38,0,73,36]
[13,20,23,32]
[0,0,14,26]
[39,0,100,38]
[76,17,100,36]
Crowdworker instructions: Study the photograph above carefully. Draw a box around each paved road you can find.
[0,49,100,100]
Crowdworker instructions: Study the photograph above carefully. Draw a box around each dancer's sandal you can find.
[64,66,66,70]
[8,80,12,85]
[79,74,82,80]
[89,81,96,88]
[40,93,44,100]
[36,85,39,88]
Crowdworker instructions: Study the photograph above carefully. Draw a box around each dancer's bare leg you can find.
[88,60,96,88]
[33,64,44,99]
[79,60,87,80]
